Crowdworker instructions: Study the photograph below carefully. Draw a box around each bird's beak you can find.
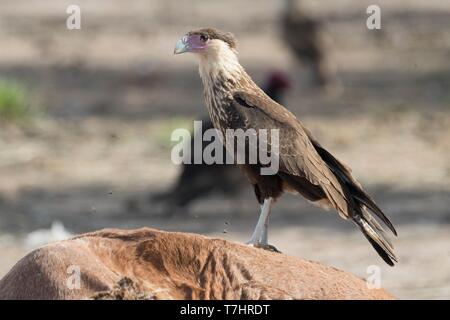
[174,37,188,55]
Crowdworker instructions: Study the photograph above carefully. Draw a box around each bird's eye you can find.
[200,34,209,42]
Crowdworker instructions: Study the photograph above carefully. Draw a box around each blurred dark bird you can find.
[262,71,291,104]
[152,71,290,211]
[281,0,333,89]
[174,28,397,265]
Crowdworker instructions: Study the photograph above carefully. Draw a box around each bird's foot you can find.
[246,242,281,253]
[256,243,281,253]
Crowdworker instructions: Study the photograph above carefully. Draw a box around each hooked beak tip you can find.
[174,38,188,55]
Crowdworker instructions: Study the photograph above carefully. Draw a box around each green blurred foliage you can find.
[0,79,30,122]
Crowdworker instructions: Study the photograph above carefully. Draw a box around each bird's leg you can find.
[259,212,280,252]
[260,215,269,245]
[246,198,280,253]
[247,197,279,249]
[247,198,272,245]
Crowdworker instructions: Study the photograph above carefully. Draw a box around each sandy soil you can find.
[0,0,449,299]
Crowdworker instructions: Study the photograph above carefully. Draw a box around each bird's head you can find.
[174,28,245,84]
[174,28,238,58]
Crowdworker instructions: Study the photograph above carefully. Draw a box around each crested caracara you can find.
[174,28,397,265]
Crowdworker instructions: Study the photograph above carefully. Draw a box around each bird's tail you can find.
[309,140,398,266]
[353,210,398,266]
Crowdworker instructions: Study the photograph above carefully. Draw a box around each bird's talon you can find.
[258,243,281,253]
[247,242,281,253]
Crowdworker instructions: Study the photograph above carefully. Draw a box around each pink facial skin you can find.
[174,34,208,54]
[185,34,208,52]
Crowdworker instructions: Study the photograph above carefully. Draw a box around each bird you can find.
[174,28,397,265]
[281,0,333,89]
[152,72,291,212]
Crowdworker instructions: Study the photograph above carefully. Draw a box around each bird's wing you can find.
[230,90,354,219]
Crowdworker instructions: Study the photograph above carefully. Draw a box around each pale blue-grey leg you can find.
[260,215,269,245]
[246,198,272,245]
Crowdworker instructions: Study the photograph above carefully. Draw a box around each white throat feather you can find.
[198,39,245,89]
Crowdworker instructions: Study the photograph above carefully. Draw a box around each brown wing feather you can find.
[231,91,355,219]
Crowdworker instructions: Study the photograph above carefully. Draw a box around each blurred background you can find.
[0,0,449,299]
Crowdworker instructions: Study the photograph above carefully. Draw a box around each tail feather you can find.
[306,132,398,265]
[352,190,397,236]
[353,214,398,266]
[310,141,397,236]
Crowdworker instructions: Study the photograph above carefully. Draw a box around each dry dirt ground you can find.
[0,0,449,299]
